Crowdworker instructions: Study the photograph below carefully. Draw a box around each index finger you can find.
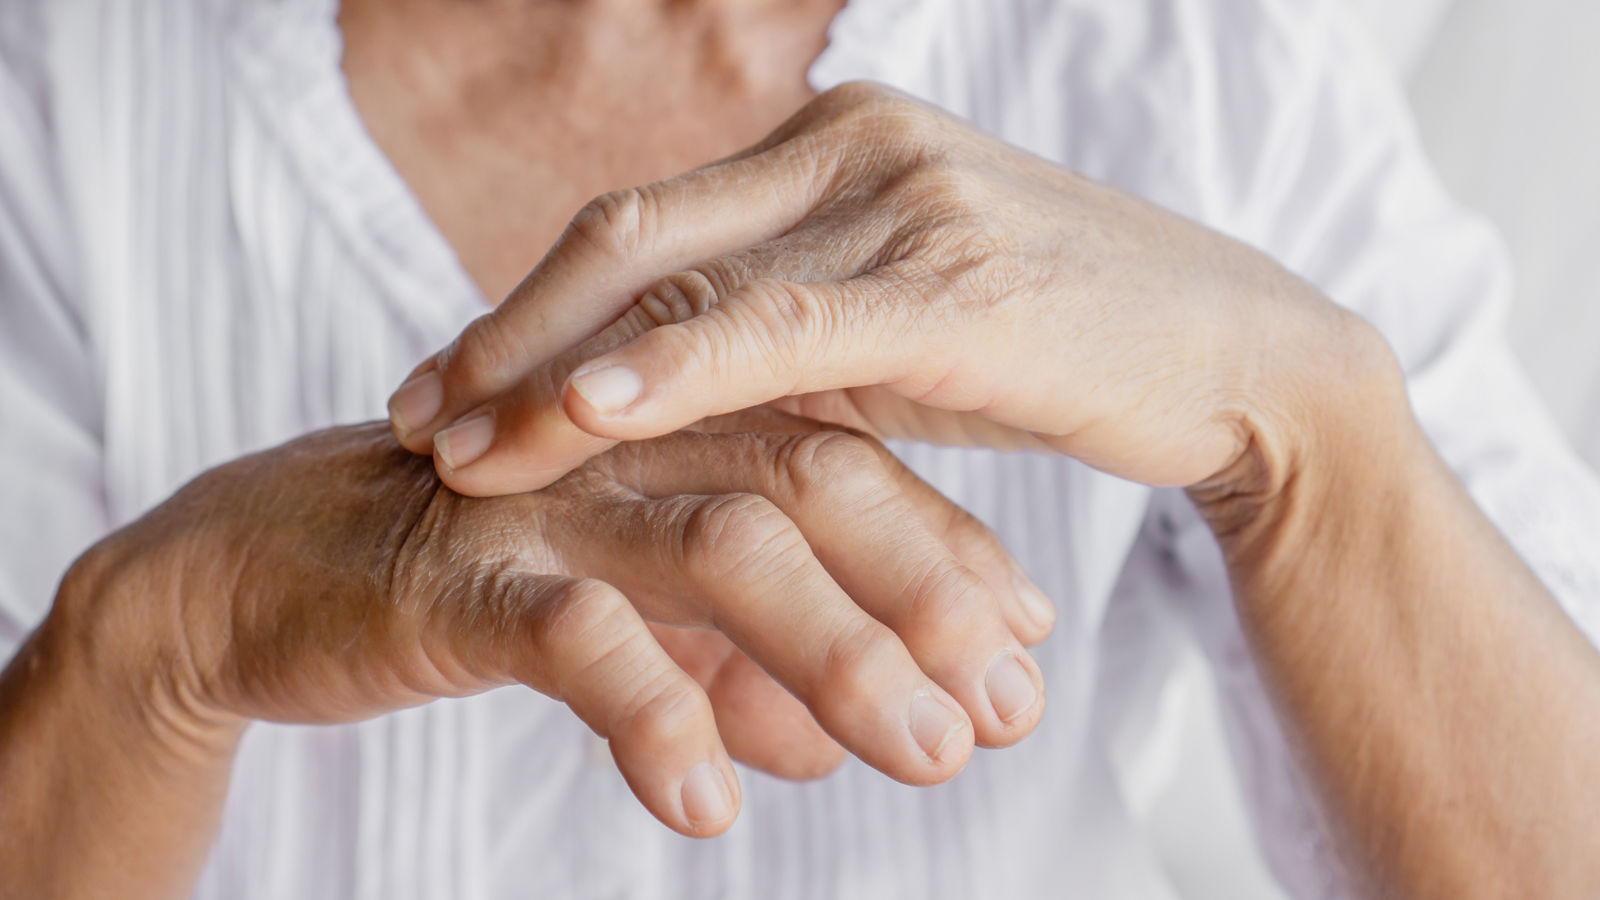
[386,145,826,454]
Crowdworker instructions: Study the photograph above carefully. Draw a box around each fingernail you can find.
[680,761,734,826]
[1011,565,1056,631]
[568,365,642,416]
[434,414,495,471]
[908,689,965,761]
[388,370,443,436]
[985,651,1037,724]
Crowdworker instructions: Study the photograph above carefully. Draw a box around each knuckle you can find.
[944,508,1006,560]
[437,312,531,395]
[638,268,726,327]
[818,80,889,110]
[612,673,708,748]
[534,578,633,664]
[903,562,995,635]
[537,580,705,737]
[568,186,657,261]
[777,431,887,507]
[818,81,908,125]
[641,304,747,384]
[679,493,801,581]
[815,625,905,709]
[823,84,938,149]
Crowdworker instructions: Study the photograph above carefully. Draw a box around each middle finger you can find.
[553,488,975,786]
[600,428,1047,748]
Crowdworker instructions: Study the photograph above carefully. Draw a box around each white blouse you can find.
[2,0,1597,897]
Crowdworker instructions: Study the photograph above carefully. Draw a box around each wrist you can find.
[50,534,247,766]
[1187,303,1420,575]
[0,540,241,899]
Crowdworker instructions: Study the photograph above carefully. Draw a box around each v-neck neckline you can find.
[224,0,940,330]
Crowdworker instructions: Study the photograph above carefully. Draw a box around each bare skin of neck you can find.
[339,0,842,300]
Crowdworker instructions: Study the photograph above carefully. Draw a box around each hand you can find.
[385,81,1361,499]
[61,412,1051,838]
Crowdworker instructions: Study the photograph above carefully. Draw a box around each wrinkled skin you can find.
[67,410,1051,839]
[388,82,1354,502]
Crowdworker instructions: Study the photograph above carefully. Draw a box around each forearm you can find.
[0,551,241,900]
[1195,325,1600,897]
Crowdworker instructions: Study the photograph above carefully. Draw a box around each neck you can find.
[340,0,842,106]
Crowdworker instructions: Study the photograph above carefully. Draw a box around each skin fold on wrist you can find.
[0,553,241,899]
[1185,293,1414,567]
[49,534,249,763]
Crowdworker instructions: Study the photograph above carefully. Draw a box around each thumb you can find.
[561,277,913,441]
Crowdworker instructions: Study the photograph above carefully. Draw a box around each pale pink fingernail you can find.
[908,689,966,760]
[568,365,642,416]
[388,370,443,436]
[680,761,734,826]
[985,651,1038,723]
[434,414,495,471]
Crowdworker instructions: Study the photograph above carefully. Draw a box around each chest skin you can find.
[338,0,840,303]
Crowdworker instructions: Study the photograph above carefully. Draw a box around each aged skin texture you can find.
[0,410,1052,898]
[397,83,1600,898]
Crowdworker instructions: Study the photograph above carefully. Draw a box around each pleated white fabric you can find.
[3,0,1598,897]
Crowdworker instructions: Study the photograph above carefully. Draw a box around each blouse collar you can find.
[224,0,944,326]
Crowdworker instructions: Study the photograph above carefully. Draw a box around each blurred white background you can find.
[1142,0,1600,894]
